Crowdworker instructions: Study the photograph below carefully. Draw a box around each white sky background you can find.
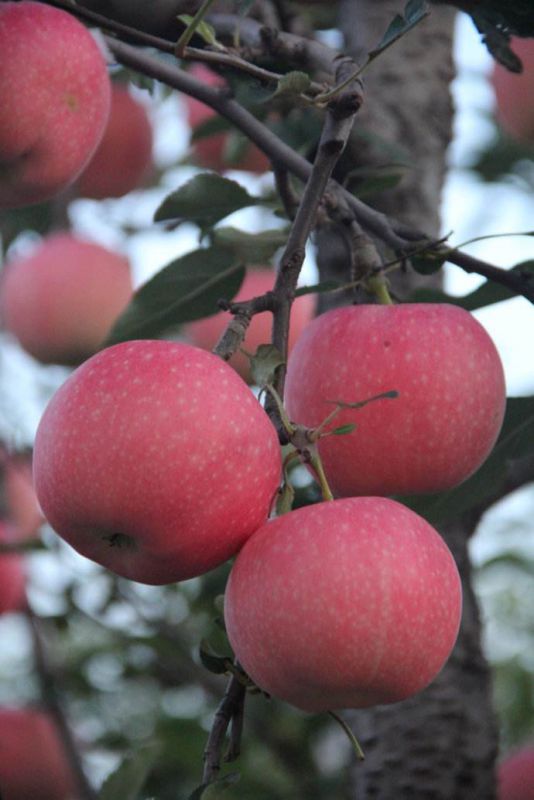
[0,12,533,671]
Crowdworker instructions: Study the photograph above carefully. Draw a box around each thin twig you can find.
[202,669,246,785]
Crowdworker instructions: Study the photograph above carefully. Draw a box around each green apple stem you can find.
[263,383,296,438]
[328,711,365,761]
[366,273,394,305]
[309,450,334,502]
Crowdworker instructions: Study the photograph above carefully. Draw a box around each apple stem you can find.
[366,273,394,305]
[328,711,365,761]
[309,451,335,502]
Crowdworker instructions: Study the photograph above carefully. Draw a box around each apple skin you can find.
[0,708,78,800]
[0,1,111,210]
[499,746,534,799]
[0,233,133,366]
[76,84,153,199]
[225,496,462,712]
[185,64,270,173]
[0,521,26,615]
[493,39,534,144]
[183,269,315,381]
[33,340,282,585]
[284,303,506,497]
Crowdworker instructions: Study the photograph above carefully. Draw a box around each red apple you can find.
[185,64,270,173]
[499,746,534,799]
[76,84,153,199]
[493,39,534,144]
[0,233,133,366]
[0,521,26,615]
[225,496,462,711]
[284,303,506,497]
[0,707,78,800]
[0,1,111,209]
[3,452,43,541]
[183,269,315,381]
[33,340,281,585]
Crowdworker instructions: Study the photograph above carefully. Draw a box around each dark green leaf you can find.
[178,15,219,47]
[249,344,286,387]
[272,71,312,100]
[411,261,534,310]
[346,164,407,198]
[211,227,288,263]
[199,640,231,675]
[331,424,357,436]
[401,397,534,526]
[98,742,160,800]
[154,174,260,231]
[105,247,245,345]
[188,772,240,800]
[411,252,447,275]
[370,1,429,59]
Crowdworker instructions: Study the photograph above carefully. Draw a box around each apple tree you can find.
[1,1,534,799]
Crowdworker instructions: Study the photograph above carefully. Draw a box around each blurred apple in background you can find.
[183,268,315,381]
[492,39,534,144]
[0,521,26,615]
[498,745,534,799]
[0,708,79,799]
[0,233,133,366]
[76,84,153,199]
[1,450,42,541]
[185,64,270,173]
[0,1,111,209]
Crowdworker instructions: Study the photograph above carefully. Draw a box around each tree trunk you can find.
[314,3,500,796]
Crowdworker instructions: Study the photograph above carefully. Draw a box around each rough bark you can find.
[313,3,500,797]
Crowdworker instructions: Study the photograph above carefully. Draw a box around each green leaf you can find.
[178,15,220,48]
[211,227,288,262]
[411,261,534,310]
[188,773,240,800]
[401,397,534,526]
[272,71,312,100]
[98,742,160,800]
[411,251,446,275]
[249,344,286,387]
[331,424,357,436]
[369,1,429,60]
[346,164,407,198]
[105,247,245,345]
[199,640,231,675]
[154,174,260,232]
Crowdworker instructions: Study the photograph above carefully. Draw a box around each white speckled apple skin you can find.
[225,497,462,712]
[33,341,281,584]
[285,304,506,497]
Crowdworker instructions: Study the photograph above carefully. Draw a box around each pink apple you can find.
[185,64,270,173]
[33,340,281,585]
[0,708,78,800]
[3,452,43,541]
[499,746,534,799]
[0,1,111,209]
[76,83,153,199]
[0,233,133,366]
[183,269,315,381]
[284,303,506,497]
[493,39,534,144]
[0,521,26,615]
[225,496,462,711]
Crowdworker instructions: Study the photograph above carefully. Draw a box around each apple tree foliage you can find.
[1,1,534,799]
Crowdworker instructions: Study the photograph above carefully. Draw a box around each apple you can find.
[185,64,270,173]
[498,746,534,799]
[0,233,133,366]
[183,269,315,381]
[33,340,282,585]
[492,39,534,144]
[2,452,43,541]
[0,708,78,800]
[225,496,462,711]
[76,84,153,199]
[284,303,506,497]
[0,1,111,209]
[0,521,26,615]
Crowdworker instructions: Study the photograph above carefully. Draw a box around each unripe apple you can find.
[185,64,270,173]
[183,269,315,381]
[0,521,26,615]
[225,497,462,712]
[284,303,506,497]
[33,340,281,585]
[76,84,153,199]
[0,1,111,209]
[499,745,534,799]
[0,233,133,366]
[492,39,534,144]
[0,708,78,800]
